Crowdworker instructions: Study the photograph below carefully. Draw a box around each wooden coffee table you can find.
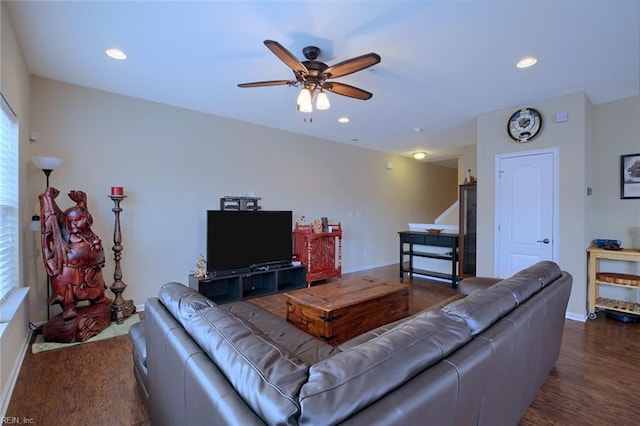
[284,276,409,344]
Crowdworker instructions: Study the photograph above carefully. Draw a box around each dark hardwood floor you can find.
[6,264,640,425]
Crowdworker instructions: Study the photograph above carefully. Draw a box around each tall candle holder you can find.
[108,194,136,324]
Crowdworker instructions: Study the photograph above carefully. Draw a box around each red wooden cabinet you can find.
[294,223,342,286]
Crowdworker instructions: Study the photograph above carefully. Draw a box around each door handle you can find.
[537,238,550,244]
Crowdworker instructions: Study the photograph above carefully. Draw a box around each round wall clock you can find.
[507,108,542,143]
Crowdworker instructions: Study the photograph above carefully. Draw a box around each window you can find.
[0,92,19,301]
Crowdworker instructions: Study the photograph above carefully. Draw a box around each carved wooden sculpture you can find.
[39,187,112,342]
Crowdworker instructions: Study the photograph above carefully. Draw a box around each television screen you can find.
[207,210,293,274]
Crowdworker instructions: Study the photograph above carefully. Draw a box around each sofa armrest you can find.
[458,277,502,296]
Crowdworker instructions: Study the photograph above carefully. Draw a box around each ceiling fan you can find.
[238,40,381,112]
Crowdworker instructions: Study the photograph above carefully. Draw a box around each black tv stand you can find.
[188,264,306,304]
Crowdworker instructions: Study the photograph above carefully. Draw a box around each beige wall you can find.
[477,93,591,318]
[25,77,458,320]
[592,96,640,248]
[458,144,477,184]
[476,92,640,319]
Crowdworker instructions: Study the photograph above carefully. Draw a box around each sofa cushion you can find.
[158,282,215,328]
[442,263,559,335]
[337,293,465,351]
[298,310,471,425]
[223,300,342,365]
[442,281,518,335]
[186,305,308,426]
[443,262,562,336]
[490,275,543,305]
[512,260,562,287]
[458,276,502,296]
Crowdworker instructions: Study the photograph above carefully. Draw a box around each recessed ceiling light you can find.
[516,56,537,68]
[338,117,350,123]
[412,152,427,160]
[106,48,127,60]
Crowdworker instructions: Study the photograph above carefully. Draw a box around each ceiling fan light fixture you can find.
[316,90,330,110]
[296,87,311,106]
[297,88,313,112]
[239,41,381,113]
[412,152,427,160]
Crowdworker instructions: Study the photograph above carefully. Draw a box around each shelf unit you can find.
[458,183,477,278]
[294,223,342,286]
[398,231,459,288]
[188,265,306,304]
[587,247,640,319]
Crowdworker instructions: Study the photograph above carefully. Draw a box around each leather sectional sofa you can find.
[129,261,572,425]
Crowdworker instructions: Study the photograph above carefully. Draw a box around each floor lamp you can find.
[32,156,64,321]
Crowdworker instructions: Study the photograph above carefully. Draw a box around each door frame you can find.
[493,147,560,276]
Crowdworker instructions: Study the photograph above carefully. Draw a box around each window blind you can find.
[0,92,19,301]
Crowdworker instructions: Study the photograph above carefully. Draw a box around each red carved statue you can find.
[39,187,112,342]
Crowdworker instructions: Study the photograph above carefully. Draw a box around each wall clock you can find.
[507,108,542,143]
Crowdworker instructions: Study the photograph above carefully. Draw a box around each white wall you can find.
[25,77,458,321]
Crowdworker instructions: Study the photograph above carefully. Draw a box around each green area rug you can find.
[31,313,140,354]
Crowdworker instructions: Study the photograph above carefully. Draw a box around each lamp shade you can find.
[297,88,311,107]
[297,88,313,113]
[299,101,313,113]
[32,156,63,171]
[316,91,330,110]
[27,215,41,231]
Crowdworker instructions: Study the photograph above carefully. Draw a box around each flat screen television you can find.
[206,210,293,275]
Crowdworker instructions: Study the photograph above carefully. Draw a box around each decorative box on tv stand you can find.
[220,196,262,211]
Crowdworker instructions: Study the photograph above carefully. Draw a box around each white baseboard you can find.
[565,311,587,322]
[0,330,31,419]
[342,261,396,274]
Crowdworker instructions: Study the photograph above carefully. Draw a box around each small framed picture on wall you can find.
[621,153,640,199]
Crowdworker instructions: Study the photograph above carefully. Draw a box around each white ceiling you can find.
[6,0,640,163]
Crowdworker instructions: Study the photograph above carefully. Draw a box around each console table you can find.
[398,231,459,288]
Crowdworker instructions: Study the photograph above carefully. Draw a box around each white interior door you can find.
[495,149,558,278]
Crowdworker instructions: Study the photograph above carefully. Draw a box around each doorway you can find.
[494,148,559,278]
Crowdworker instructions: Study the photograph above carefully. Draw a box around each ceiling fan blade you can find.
[321,53,381,79]
[237,80,296,88]
[323,82,373,100]
[264,40,308,77]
